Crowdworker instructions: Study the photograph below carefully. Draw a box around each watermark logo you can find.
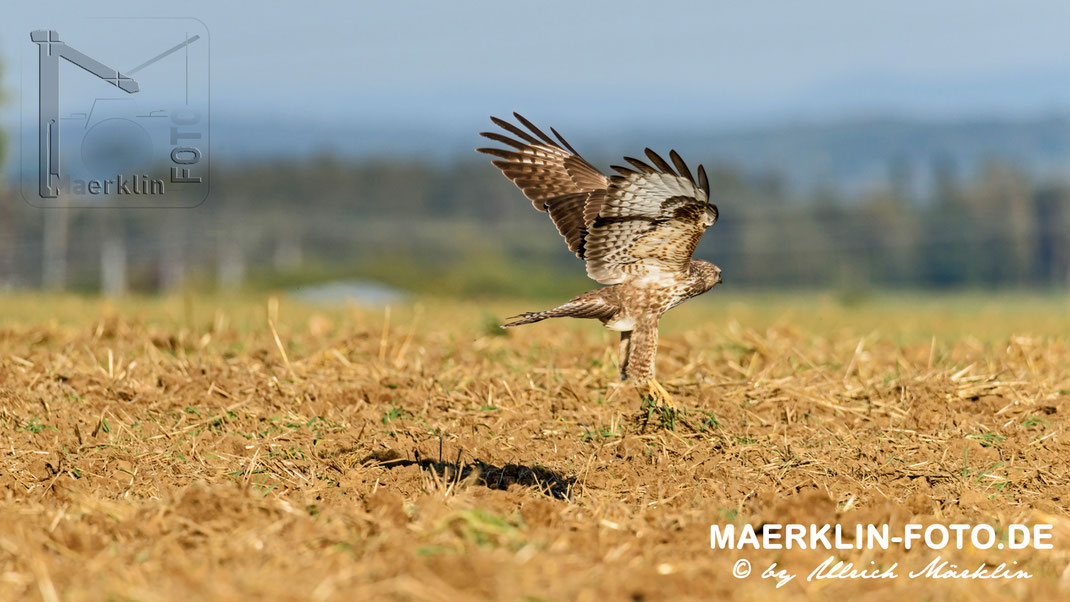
[712,522,1053,588]
[20,18,210,207]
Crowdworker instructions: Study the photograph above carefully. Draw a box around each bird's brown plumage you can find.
[480,114,723,390]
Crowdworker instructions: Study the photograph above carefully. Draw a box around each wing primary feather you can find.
[479,131,528,150]
[490,116,541,145]
[513,113,558,146]
[623,157,656,174]
[477,147,522,160]
[697,164,710,197]
[610,165,636,176]
[644,148,676,175]
[550,127,579,154]
[669,150,694,185]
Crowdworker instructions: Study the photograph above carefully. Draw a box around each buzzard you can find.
[478,114,722,408]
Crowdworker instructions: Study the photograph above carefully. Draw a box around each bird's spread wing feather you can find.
[585,150,716,284]
[477,114,609,257]
[478,115,716,284]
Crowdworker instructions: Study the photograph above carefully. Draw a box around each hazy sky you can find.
[4,1,1070,134]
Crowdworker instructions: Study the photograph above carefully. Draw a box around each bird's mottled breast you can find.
[615,279,689,316]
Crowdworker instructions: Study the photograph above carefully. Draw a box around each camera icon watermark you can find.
[19,18,210,208]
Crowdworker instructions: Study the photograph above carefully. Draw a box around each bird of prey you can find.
[477,113,722,408]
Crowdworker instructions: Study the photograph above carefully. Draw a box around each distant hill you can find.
[7,113,1070,197]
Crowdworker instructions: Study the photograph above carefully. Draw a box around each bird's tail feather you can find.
[501,311,552,328]
[502,296,616,328]
[502,307,567,328]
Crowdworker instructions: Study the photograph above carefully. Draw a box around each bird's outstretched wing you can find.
[477,113,609,257]
[585,149,716,284]
[478,114,716,284]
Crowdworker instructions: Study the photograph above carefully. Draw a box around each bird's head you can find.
[690,260,723,291]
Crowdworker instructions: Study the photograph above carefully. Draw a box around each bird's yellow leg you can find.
[646,379,676,410]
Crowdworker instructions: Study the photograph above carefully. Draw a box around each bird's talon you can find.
[645,380,677,410]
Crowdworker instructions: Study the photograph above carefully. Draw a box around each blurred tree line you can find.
[1,152,1069,297]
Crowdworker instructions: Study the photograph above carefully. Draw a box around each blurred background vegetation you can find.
[0,148,1067,299]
